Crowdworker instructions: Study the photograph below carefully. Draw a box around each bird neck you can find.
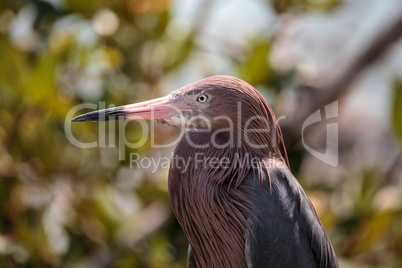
[168,131,261,267]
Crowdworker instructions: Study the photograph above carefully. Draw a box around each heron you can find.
[72,75,338,268]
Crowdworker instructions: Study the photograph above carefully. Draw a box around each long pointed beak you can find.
[71,95,182,122]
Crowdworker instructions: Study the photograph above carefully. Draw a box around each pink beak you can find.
[71,95,185,122]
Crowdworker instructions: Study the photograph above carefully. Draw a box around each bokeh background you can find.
[0,0,401,267]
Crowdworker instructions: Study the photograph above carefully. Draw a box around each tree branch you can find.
[281,11,402,148]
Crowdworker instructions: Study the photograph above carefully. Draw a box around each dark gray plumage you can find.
[243,160,338,267]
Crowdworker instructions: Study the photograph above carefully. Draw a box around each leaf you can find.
[237,39,273,86]
[391,79,402,146]
[270,0,342,13]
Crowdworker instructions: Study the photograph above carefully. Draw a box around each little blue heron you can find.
[72,75,338,268]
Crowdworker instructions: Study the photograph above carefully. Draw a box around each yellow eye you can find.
[197,94,208,103]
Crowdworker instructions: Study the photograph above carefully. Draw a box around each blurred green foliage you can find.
[0,0,401,268]
[392,79,402,146]
[270,0,342,13]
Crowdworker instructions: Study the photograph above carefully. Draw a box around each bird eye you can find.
[197,94,208,103]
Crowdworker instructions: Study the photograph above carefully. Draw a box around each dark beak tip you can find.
[70,113,96,122]
[71,115,86,122]
[69,107,125,123]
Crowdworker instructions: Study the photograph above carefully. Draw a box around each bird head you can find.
[71,75,289,168]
